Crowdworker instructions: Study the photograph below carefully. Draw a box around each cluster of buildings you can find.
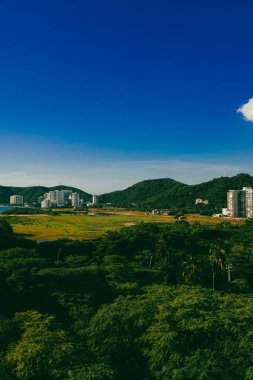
[151,209,169,216]
[195,198,209,204]
[9,191,99,209]
[39,189,81,209]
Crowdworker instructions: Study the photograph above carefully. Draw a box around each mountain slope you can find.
[143,173,253,211]
[100,173,253,213]
[0,185,92,204]
[99,178,185,206]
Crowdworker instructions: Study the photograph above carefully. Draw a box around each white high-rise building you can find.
[10,195,24,206]
[71,192,80,208]
[45,191,57,203]
[41,199,53,209]
[244,187,253,219]
[227,190,240,217]
[92,195,98,205]
[227,187,253,218]
[55,190,64,207]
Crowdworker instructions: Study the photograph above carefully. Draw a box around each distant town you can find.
[7,186,253,219]
[10,190,99,209]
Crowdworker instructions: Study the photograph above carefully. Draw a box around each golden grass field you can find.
[1,211,242,241]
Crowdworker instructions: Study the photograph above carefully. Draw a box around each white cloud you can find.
[237,97,253,122]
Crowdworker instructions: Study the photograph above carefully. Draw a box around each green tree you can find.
[7,311,76,380]
[68,364,114,380]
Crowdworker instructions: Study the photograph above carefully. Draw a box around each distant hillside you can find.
[143,173,253,212]
[2,173,253,213]
[100,173,253,214]
[99,178,185,206]
[0,185,92,204]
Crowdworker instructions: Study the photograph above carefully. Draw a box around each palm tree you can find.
[155,238,174,284]
[208,243,226,291]
[182,256,200,284]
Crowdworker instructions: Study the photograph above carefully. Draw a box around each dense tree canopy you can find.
[1,218,253,379]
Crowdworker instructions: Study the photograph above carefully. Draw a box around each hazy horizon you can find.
[0,162,251,195]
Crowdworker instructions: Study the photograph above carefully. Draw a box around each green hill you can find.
[99,178,185,206]
[0,185,92,204]
[100,173,253,214]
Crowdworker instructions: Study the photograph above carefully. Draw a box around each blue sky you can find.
[1,0,253,193]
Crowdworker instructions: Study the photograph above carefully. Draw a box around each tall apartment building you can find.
[62,190,73,205]
[45,191,57,203]
[245,187,253,218]
[92,194,98,205]
[71,192,80,208]
[10,195,24,206]
[227,187,253,218]
[55,190,64,207]
[41,199,53,209]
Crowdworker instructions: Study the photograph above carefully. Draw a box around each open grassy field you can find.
[1,212,242,241]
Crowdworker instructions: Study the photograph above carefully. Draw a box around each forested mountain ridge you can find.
[100,173,253,212]
[2,173,253,212]
[0,185,92,204]
[99,178,185,206]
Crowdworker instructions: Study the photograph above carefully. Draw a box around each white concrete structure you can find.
[71,192,80,208]
[227,190,241,218]
[195,198,208,204]
[46,191,57,203]
[222,208,229,217]
[227,187,253,218]
[55,190,64,207]
[244,187,253,219]
[10,195,24,206]
[41,199,53,209]
[92,195,98,205]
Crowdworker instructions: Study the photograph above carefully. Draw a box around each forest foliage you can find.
[1,217,253,379]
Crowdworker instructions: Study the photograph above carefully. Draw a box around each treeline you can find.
[2,208,88,216]
[2,207,58,215]
[1,218,253,379]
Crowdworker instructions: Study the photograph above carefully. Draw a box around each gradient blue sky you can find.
[1,0,253,193]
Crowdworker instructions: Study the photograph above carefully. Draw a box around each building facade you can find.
[244,187,253,218]
[10,195,24,206]
[92,194,98,205]
[41,199,53,209]
[71,192,80,208]
[227,187,253,218]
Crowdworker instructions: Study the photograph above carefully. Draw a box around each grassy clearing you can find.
[1,213,242,241]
